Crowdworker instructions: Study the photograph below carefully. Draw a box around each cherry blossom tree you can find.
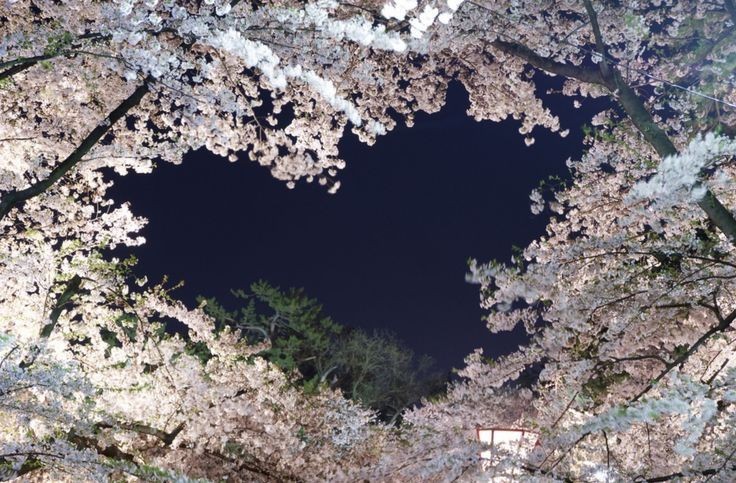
[0,1,413,479]
[369,0,736,480]
[3,290,391,480]
[2,0,736,480]
[431,1,736,480]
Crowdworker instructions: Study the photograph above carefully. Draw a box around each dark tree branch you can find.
[489,40,606,85]
[204,448,284,481]
[546,433,588,473]
[584,0,736,243]
[696,191,736,244]
[67,431,137,464]
[602,430,610,473]
[704,357,730,385]
[0,54,56,81]
[2,451,62,478]
[0,79,151,222]
[0,33,109,81]
[488,5,736,243]
[582,0,611,78]
[40,275,83,338]
[641,462,736,482]
[606,71,676,156]
[19,275,82,369]
[704,444,736,482]
[96,421,185,446]
[607,353,669,366]
[632,307,736,402]
[603,82,736,243]
[676,27,736,88]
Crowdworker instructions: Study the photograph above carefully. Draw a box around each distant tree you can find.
[330,328,447,425]
[200,281,446,422]
[198,281,343,390]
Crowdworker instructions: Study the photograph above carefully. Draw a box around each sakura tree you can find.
[361,0,736,480]
[1,0,736,480]
[436,1,736,480]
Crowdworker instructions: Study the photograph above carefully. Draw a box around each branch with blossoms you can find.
[0,80,152,222]
[632,306,736,402]
[467,0,736,243]
[0,32,109,81]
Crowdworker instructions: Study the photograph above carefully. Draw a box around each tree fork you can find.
[0,79,151,223]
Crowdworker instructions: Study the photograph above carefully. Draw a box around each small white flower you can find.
[381,0,418,20]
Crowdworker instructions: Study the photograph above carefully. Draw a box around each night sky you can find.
[110,81,607,372]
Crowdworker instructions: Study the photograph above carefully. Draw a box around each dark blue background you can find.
[110,81,606,371]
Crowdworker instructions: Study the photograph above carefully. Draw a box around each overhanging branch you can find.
[632,306,736,402]
[0,33,109,81]
[489,7,736,243]
[0,54,56,81]
[0,79,151,222]
[96,421,185,446]
[489,40,606,85]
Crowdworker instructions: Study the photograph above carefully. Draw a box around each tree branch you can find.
[491,36,679,160]
[95,421,185,446]
[696,190,736,244]
[489,39,606,85]
[40,276,83,338]
[492,6,736,243]
[0,33,109,81]
[19,275,82,369]
[632,307,736,402]
[582,0,611,78]
[582,0,736,242]
[0,79,151,222]
[0,54,56,81]
[642,462,736,482]
[607,353,669,366]
[487,1,736,244]
[67,431,137,464]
